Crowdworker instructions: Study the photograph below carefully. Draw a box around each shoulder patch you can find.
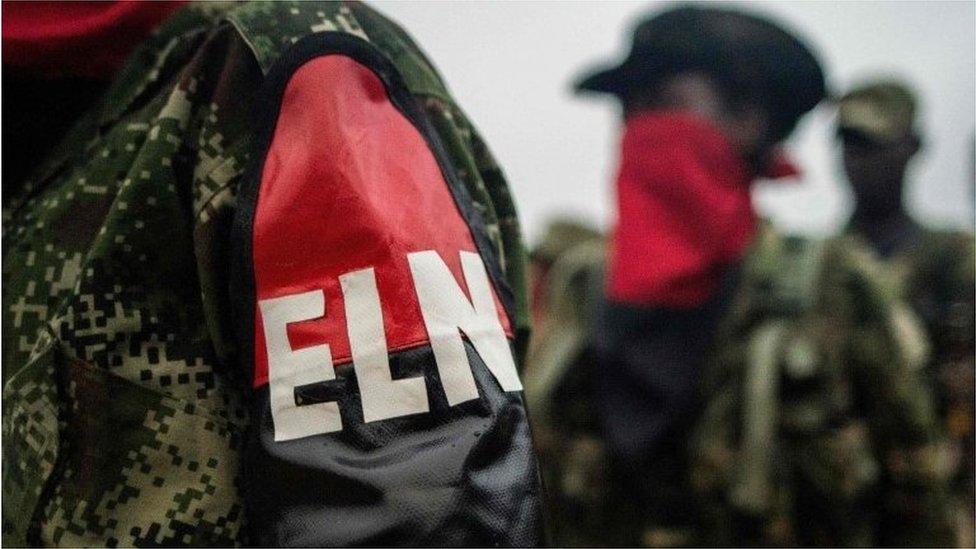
[232,34,517,440]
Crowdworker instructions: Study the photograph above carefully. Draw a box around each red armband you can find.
[234,35,519,441]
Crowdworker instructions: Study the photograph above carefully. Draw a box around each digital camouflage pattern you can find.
[525,224,955,546]
[2,2,530,546]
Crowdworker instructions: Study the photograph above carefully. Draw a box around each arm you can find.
[228,34,543,546]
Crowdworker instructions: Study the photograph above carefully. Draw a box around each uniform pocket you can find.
[2,331,62,546]
[4,329,247,547]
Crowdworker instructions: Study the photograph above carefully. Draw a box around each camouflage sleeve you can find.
[422,103,533,362]
[2,11,260,545]
[465,119,533,355]
[2,3,543,545]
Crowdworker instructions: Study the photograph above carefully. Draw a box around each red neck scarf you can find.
[3,1,187,80]
[607,110,797,307]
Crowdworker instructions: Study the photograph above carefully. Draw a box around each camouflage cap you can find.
[530,218,602,265]
[838,80,918,143]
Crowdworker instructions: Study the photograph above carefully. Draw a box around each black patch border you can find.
[231,32,517,388]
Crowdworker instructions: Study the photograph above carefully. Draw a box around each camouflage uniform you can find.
[525,219,603,364]
[690,228,955,546]
[852,227,976,546]
[2,2,535,546]
[525,225,954,546]
[839,80,975,545]
[523,221,607,547]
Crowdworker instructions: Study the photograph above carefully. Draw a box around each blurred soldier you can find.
[2,2,543,546]
[688,230,957,546]
[526,218,603,345]
[563,5,954,546]
[523,220,607,546]
[838,80,975,545]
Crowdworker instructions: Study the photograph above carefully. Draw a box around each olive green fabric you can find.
[525,225,954,546]
[838,80,918,143]
[692,229,953,546]
[847,225,976,544]
[2,2,530,546]
[529,218,603,267]
[524,238,608,547]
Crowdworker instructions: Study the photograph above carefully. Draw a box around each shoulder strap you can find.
[723,230,827,515]
[730,319,787,514]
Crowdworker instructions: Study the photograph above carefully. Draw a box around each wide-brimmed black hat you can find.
[575,5,826,137]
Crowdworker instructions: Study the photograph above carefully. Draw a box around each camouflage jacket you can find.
[524,225,951,546]
[845,225,973,351]
[692,228,953,546]
[847,226,975,422]
[523,236,608,547]
[847,224,975,533]
[2,2,540,546]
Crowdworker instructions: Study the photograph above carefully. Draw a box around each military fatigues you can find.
[838,79,975,546]
[525,226,953,546]
[847,224,976,546]
[2,2,537,546]
[523,223,606,547]
[690,228,954,546]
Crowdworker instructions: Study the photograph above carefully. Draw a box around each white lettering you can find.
[408,250,522,406]
[259,251,522,440]
[340,267,429,422]
[260,290,342,441]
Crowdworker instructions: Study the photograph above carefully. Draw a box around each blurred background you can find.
[374,0,976,242]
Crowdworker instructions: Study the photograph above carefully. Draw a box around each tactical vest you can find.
[2,3,536,546]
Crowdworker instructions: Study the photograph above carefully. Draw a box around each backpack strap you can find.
[727,229,827,514]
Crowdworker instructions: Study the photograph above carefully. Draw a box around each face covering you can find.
[3,1,187,80]
[607,110,798,308]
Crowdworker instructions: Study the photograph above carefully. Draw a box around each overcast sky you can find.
[373,1,976,243]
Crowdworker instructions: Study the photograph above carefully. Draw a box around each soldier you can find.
[558,5,954,546]
[2,2,543,546]
[688,228,960,546]
[525,218,603,342]
[838,80,975,546]
[571,6,826,545]
[523,220,607,546]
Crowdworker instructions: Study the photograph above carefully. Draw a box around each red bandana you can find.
[607,110,798,307]
[3,1,187,80]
